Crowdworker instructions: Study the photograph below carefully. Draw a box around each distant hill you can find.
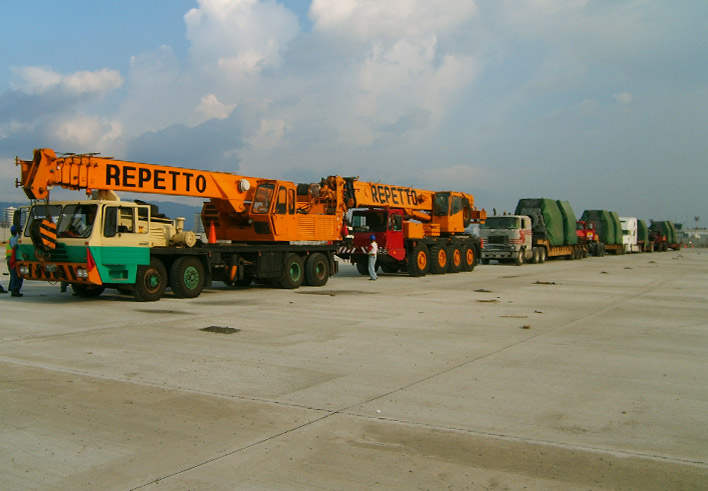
[0,200,203,231]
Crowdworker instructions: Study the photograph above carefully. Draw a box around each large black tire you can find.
[538,247,547,263]
[72,284,106,298]
[134,258,168,302]
[280,253,304,289]
[429,245,448,274]
[380,263,400,274]
[304,253,329,287]
[448,244,463,273]
[481,258,490,265]
[355,259,369,276]
[406,243,430,277]
[170,256,205,298]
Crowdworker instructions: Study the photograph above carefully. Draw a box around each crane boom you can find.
[19,148,262,213]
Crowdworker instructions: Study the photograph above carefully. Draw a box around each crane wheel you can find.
[170,256,205,298]
[355,259,369,276]
[305,253,329,287]
[429,245,448,274]
[448,245,463,273]
[461,245,476,271]
[134,258,167,302]
[280,253,304,289]
[406,244,429,277]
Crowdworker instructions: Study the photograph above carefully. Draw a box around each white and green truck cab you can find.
[16,194,198,301]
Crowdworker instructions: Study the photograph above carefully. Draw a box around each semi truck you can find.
[620,217,641,253]
[480,198,584,265]
[580,210,625,255]
[649,220,680,251]
[636,219,654,252]
[13,148,485,300]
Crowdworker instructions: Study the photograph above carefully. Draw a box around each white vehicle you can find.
[620,216,641,253]
[480,215,535,265]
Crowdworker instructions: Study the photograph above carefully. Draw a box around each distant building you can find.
[193,212,204,234]
[2,206,17,227]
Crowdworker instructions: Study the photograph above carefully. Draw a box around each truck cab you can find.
[480,215,533,265]
[16,199,188,297]
[620,217,640,253]
[348,208,406,272]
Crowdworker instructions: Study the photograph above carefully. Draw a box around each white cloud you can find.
[193,93,237,125]
[52,115,122,147]
[185,0,300,77]
[10,66,61,94]
[10,66,123,97]
[613,92,633,104]
[310,0,477,40]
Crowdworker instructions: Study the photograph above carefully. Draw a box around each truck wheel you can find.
[515,250,524,266]
[134,258,167,302]
[539,248,547,263]
[355,259,369,276]
[170,256,205,298]
[448,245,463,273]
[72,284,106,298]
[429,245,448,274]
[481,258,490,265]
[380,263,400,274]
[462,245,476,271]
[280,253,304,289]
[531,247,539,264]
[406,244,429,277]
[305,253,329,287]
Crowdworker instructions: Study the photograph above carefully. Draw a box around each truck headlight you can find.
[19,265,30,275]
[76,268,88,279]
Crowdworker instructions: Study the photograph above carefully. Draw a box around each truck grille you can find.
[487,235,508,244]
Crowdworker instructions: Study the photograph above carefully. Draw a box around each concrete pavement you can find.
[1,249,707,490]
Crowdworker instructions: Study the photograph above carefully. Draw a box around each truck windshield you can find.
[352,211,387,232]
[24,204,62,237]
[252,183,275,214]
[58,204,98,238]
[481,217,520,229]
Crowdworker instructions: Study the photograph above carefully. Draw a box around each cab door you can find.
[384,210,406,260]
[98,205,150,283]
[271,185,296,240]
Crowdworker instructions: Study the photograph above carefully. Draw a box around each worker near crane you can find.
[7,225,23,297]
[367,234,378,281]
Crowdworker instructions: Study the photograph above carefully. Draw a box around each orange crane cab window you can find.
[252,183,275,214]
[434,193,450,216]
[275,187,287,214]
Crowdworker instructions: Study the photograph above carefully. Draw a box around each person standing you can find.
[367,234,378,281]
[7,225,23,297]
[1,236,7,293]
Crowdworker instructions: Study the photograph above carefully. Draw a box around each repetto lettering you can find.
[369,184,417,206]
[105,164,207,194]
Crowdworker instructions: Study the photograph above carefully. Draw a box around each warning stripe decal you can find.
[39,219,58,250]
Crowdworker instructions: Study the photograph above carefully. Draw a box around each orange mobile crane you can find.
[333,179,486,276]
[14,148,485,300]
[15,148,346,300]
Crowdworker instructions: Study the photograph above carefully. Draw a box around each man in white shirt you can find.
[367,234,378,280]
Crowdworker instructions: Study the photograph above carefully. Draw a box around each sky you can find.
[1,0,707,227]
